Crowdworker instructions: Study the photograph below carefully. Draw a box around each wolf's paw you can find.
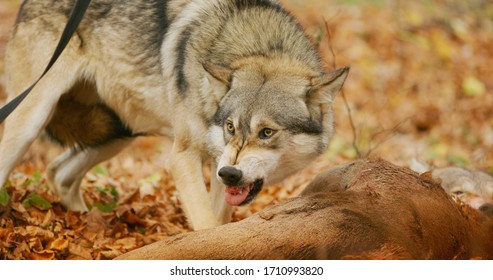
[46,165,88,212]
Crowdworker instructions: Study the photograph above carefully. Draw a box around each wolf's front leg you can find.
[169,148,219,230]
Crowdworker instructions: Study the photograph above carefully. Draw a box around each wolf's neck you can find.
[203,3,322,73]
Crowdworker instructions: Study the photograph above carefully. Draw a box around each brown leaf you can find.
[109,222,128,238]
[0,228,11,239]
[28,237,44,251]
[115,237,137,250]
[28,250,56,260]
[85,208,108,233]
[97,249,122,260]
[17,226,55,239]
[41,209,55,227]
[68,242,93,260]
[119,188,141,205]
[27,208,49,226]
[12,241,30,260]
[121,210,147,226]
[51,221,65,233]
[96,239,120,253]
[65,210,81,228]
[10,202,26,213]
[81,227,100,242]
[49,237,70,251]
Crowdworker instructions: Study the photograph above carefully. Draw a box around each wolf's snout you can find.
[218,166,242,186]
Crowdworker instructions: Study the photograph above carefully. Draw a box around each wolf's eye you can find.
[259,128,276,139]
[452,190,464,197]
[226,122,235,135]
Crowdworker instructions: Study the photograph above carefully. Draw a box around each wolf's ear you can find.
[308,66,349,104]
[202,61,233,100]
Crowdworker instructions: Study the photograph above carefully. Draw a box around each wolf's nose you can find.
[218,166,242,186]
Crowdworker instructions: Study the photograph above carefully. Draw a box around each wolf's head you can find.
[204,57,349,206]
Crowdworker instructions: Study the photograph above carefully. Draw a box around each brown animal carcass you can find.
[117,159,493,260]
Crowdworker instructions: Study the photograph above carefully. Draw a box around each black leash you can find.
[0,0,92,123]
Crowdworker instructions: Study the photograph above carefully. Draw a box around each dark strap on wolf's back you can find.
[0,0,92,123]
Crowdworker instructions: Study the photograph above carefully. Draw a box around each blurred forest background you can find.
[0,0,492,259]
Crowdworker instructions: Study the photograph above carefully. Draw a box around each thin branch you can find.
[323,19,362,158]
[366,117,410,157]
[324,20,338,69]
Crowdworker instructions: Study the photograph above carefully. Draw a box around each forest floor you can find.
[0,0,492,259]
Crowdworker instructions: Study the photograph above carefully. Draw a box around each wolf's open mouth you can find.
[224,179,264,206]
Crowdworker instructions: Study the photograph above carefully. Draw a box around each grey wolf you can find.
[0,0,349,230]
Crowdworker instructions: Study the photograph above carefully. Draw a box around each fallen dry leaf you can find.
[49,236,69,251]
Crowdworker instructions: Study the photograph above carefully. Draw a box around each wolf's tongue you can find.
[225,185,251,206]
